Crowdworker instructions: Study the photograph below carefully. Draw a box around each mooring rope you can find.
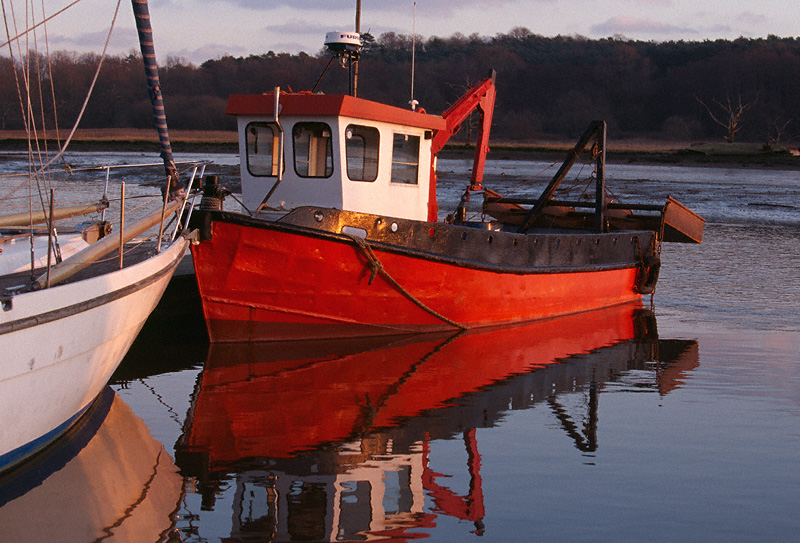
[350,327,468,438]
[348,234,469,331]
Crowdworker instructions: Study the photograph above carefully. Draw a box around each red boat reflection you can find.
[176,303,698,541]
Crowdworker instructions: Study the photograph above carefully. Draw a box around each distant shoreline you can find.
[2,130,800,170]
[447,141,800,170]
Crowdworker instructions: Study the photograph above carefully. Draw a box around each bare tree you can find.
[768,118,793,145]
[695,93,759,143]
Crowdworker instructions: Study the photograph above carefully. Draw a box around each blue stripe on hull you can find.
[0,401,93,474]
[0,388,115,507]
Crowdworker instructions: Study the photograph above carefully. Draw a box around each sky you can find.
[4,0,800,64]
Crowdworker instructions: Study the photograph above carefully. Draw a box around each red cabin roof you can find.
[226,92,447,131]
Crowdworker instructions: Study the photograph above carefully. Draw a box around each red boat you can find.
[189,33,703,342]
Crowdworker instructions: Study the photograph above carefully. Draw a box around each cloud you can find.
[263,19,343,36]
[171,43,249,63]
[734,11,768,26]
[704,24,733,35]
[591,16,696,37]
[270,41,321,55]
[194,0,520,15]
[262,18,400,40]
[48,27,140,53]
[683,10,771,39]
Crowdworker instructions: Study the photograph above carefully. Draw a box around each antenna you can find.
[312,0,362,95]
[409,2,417,111]
[314,32,362,94]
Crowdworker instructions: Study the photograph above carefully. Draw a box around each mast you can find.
[353,0,360,97]
[410,2,417,110]
[130,0,180,192]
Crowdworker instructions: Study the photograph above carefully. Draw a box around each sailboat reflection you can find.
[175,302,698,542]
[0,388,182,543]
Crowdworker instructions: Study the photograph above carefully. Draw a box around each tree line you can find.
[4,29,800,144]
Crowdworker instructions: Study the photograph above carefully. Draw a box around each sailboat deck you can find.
[0,241,161,296]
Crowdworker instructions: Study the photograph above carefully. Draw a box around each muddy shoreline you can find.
[444,144,800,170]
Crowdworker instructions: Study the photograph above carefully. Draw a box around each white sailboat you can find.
[0,0,195,472]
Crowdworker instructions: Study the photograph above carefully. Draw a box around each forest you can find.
[3,28,800,145]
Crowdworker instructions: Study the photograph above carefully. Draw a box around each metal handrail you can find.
[67,160,213,173]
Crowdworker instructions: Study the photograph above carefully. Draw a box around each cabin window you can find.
[390,133,420,185]
[245,122,281,177]
[345,125,379,182]
[293,122,333,178]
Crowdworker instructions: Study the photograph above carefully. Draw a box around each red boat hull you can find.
[191,208,656,341]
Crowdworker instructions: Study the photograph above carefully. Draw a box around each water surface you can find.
[1,153,799,542]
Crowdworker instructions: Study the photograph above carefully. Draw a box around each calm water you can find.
[1,153,799,542]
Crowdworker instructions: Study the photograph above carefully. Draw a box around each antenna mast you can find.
[410,2,417,110]
[354,0,361,97]
[315,3,362,95]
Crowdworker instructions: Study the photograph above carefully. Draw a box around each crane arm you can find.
[431,69,496,189]
[425,70,496,222]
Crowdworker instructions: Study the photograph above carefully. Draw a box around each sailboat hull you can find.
[0,237,188,473]
[191,208,659,342]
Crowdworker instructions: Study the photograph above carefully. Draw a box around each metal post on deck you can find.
[595,120,607,232]
[101,167,110,222]
[256,88,285,213]
[157,176,169,253]
[46,190,55,288]
[174,163,205,241]
[119,183,125,269]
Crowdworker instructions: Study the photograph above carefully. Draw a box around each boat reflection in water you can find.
[0,388,182,543]
[175,302,698,542]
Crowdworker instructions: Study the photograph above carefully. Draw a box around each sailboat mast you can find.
[131,0,179,190]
